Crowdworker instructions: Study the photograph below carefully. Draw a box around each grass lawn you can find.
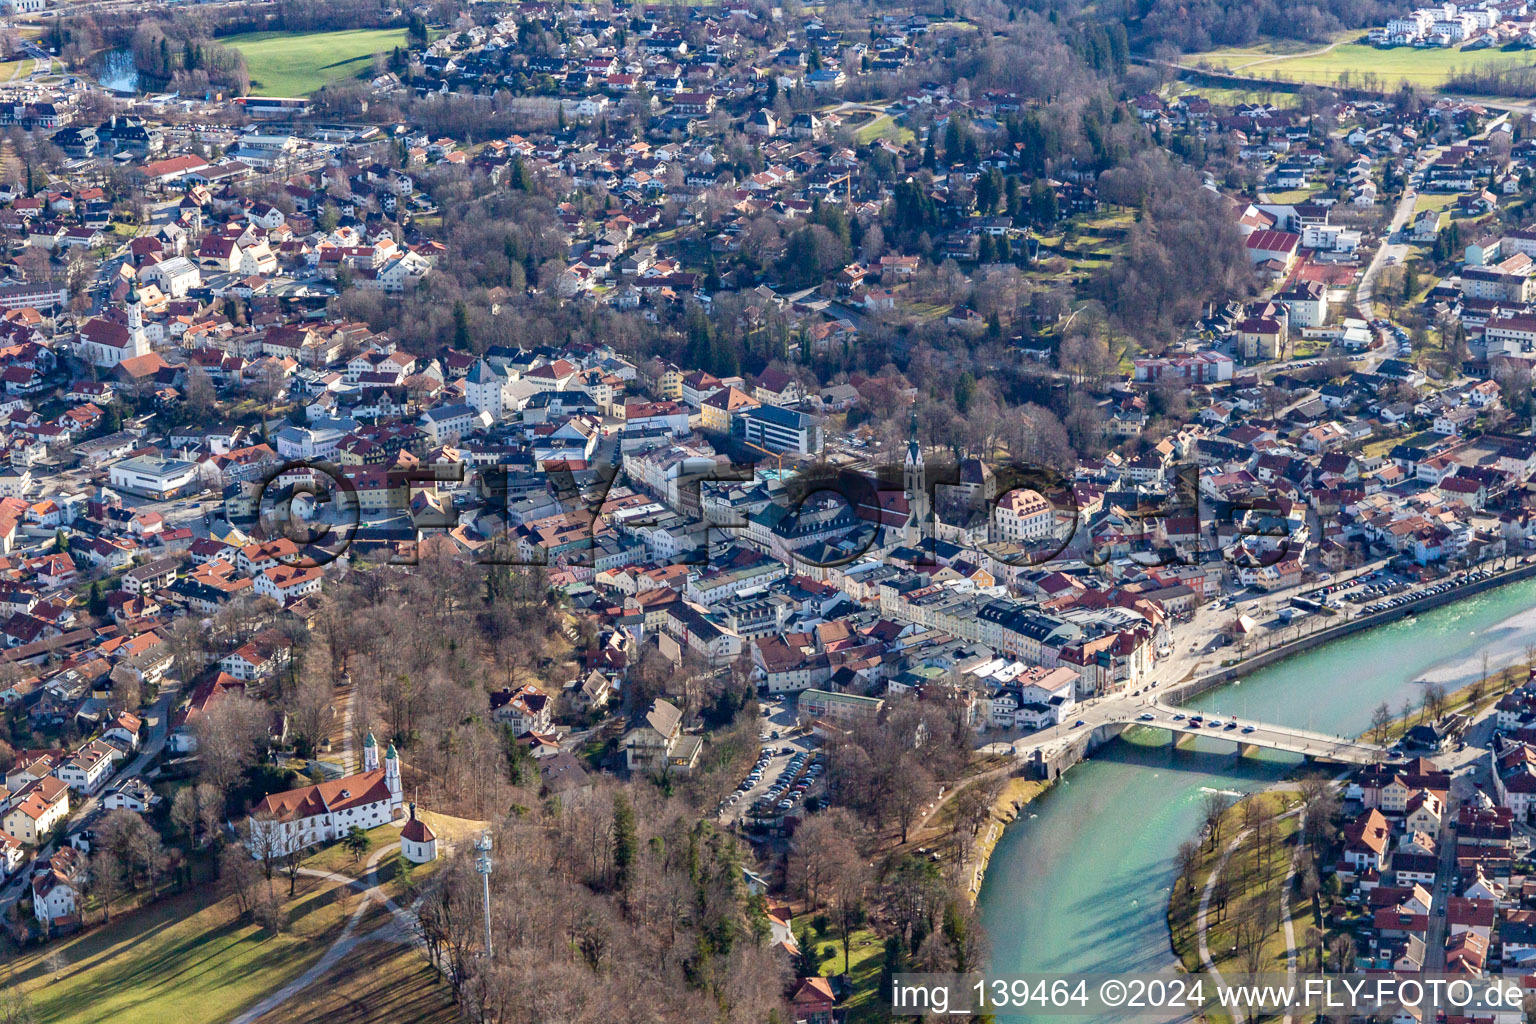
[1414,191,1463,214]
[248,939,456,1024]
[0,58,34,82]
[7,874,356,1024]
[1191,36,1536,89]
[1191,30,1360,63]
[854,113,914,145]
[808,927,885,1024]
[1172,84,1299,107]
[1359,435,1402,459]
[927,20,979,32]
[302,822,404,876]
[900,301,952,321]
[223,28,410,96]
[1266,188,1318,204]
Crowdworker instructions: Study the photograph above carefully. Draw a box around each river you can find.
[976,576,1536,1021]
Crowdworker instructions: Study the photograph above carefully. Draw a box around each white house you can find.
[53,741,117,794]
[32,847,86,926]
[218,630,292,683]
[254,564,323,604]
[0,466,32,499]
[489,684,552,734]
[103,778,161,813]
[0,828,21,876]
[1,776,69,843]
[992,489,1058,544]
[419,403,490,445]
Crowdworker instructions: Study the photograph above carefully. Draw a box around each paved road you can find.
[1197,832,1244,1019]
[1354,115,1503,327]
[1424,787,1462,970]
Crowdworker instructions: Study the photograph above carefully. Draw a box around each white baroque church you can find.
[245,732,403,858]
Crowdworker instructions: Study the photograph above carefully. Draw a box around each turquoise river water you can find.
[976,576,1536,1020]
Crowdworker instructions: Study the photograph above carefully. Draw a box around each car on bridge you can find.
[1138,713,1155,721]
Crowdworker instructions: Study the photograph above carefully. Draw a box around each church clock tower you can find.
[904,404,928,544]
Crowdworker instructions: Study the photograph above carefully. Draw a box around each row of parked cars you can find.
[1348,580,1408,604]
[751,750,822,817]
[1361,575,1470,615]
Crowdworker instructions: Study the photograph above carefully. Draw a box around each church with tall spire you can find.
[903,403,929,545]
[76,285,151,367]
[125,285,148,357]
[244,730,403,857]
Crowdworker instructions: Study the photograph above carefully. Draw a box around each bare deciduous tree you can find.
[194,694,271,797]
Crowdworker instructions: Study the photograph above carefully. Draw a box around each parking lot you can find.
[717,696,819,823]
[1327,567,1494,617]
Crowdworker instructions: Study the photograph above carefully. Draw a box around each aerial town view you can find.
[15,0,1536,1021]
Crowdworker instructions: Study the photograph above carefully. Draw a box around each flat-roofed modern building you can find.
[108,455,201,499]
[796,688,884,723]
[733,404,823,456]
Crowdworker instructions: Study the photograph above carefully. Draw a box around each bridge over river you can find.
[1002,692,1389,773]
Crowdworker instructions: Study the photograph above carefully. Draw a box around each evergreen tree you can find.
[796,927,819,978]
[944,116,965,161]
[879,936,906,1004]
[452,300,471,349]
[407,12,429,47]
[954,371,976,413]
[612,792,637,893]
[1030,181,1058,226]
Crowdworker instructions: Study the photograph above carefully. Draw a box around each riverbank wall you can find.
[1164,562,1536,706]
[1028,720,1128,780]
[964,723,1131,901]
[963,773,1052,903]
